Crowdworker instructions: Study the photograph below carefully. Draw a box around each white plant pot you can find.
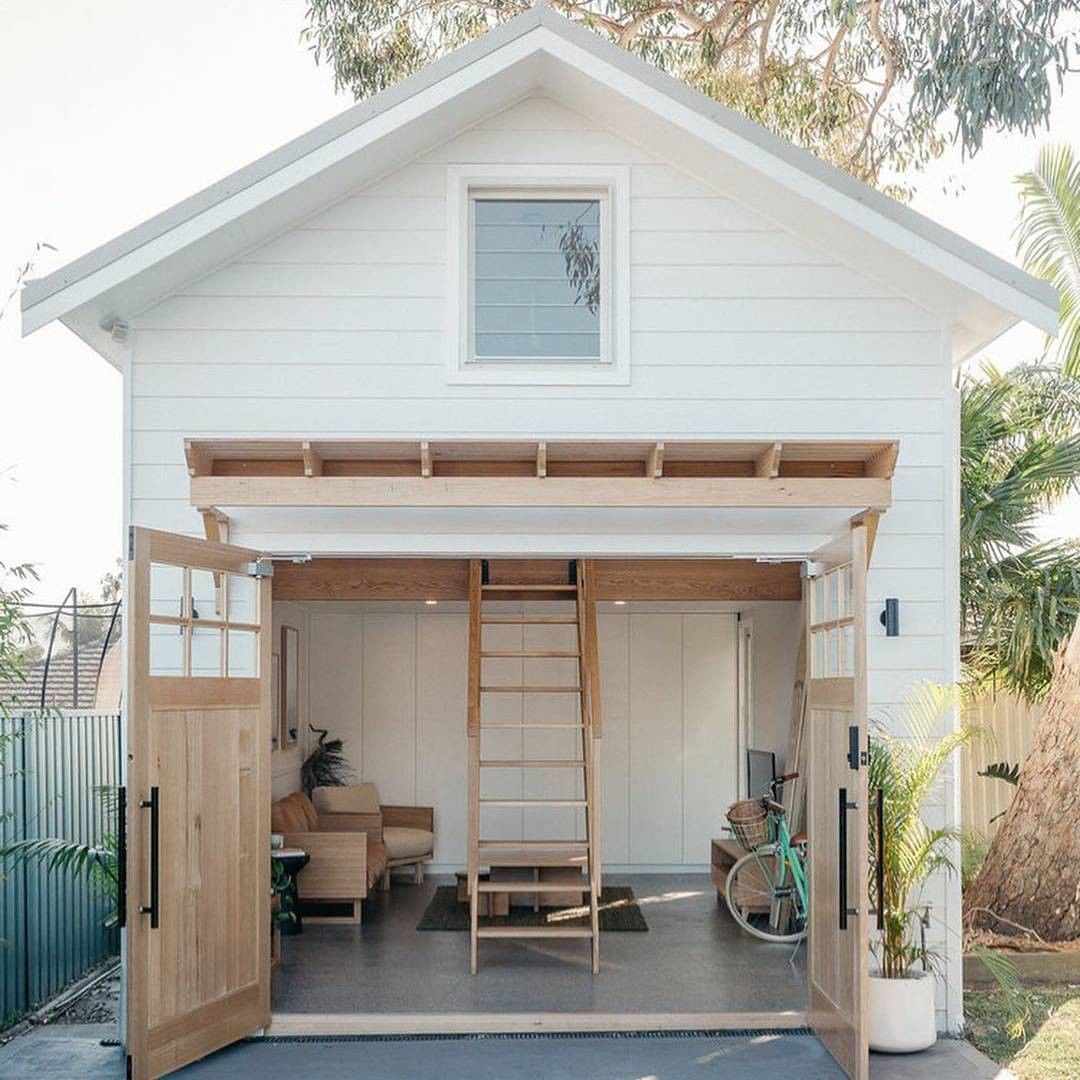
[868,969,937,1053]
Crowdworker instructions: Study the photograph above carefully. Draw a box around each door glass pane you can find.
[840,565,853,618]
[811,577,825,623]
[812,628,825,677]
[191,626,223,677]
[228,630,258,677]
[149,622,185,676]
[227,574,258,625]
[190,568,224,621]
[149,564,184,619]
[841,624,854,676]
[826,570,840,621]
[473,198,601,360]
[826,627,840,676]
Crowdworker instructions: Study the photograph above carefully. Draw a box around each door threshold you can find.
[267,1010,809,1037]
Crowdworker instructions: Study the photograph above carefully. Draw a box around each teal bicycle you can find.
[723,772,808,943]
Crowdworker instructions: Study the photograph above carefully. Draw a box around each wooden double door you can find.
[122,525,871,1078]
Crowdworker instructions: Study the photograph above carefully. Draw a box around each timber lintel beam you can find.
[190,475,892,510]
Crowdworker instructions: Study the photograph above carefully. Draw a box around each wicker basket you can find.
[726,798,771,852]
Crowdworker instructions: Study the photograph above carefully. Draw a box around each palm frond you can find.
[979,761,1021,786]
[0,836,118,883]
[970,945,1032,1041]
[1015,144,1080,377]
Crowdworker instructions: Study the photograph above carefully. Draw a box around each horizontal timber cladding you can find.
[271,558,803,602]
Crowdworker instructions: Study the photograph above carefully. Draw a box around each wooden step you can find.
[478,847,588,867]
[480,723,584,730]
[475,927,592,939]
[476,880,589,894]
[483,584,577,592]
[482,615,579,625]
[481,685,580,693]
[480,798,587,808]
[481,650,580,658]
[480,759,586,768]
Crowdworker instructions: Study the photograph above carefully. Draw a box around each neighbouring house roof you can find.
[0,650,109,712]
[21,4,1057,365]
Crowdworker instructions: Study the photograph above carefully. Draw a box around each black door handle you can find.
[117,786,127,929]
[875,787,885,931]
[139,787,159,929]
[838,786,859,930]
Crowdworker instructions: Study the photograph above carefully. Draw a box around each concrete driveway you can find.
[0,1025,1014,1079]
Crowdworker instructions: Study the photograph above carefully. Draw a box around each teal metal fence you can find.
[1,712,122,1024]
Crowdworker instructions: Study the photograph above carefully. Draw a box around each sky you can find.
[1,0,1078,601]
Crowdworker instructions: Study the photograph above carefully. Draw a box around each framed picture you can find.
[281,626,300,748]
[270,653,280,752]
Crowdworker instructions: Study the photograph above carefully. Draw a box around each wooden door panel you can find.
[126,528,271,1080]
[806,524,869,1080]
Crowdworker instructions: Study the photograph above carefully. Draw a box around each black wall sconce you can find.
[880,598,900,637]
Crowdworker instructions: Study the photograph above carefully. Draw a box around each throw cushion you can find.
[314,783,381,815]
[384,826,434,860]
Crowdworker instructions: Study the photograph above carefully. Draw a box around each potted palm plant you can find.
[867,683,972,1053]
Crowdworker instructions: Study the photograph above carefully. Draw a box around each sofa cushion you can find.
[314,783,381,815]
[271,792,316,833]
[384,826,434,860]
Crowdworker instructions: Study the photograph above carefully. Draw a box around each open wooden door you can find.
[125,527,272,1079]
[806,523,869,1080]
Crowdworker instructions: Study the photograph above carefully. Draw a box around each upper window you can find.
[446,166,630,386]
[472,196,602,362]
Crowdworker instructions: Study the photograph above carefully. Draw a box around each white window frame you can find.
[446,164,631,386]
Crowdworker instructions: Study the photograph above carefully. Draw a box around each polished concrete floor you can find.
[271,872,807,1016]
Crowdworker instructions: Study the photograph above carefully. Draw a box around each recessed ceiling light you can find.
[613,600,627,606]
[425,599,438,606]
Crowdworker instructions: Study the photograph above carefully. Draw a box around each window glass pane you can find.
[473,198,600,360]
[811,577,825,624]
[228,574,258,625]
[191,626,223,677]
[812,629,825,678]
[190,568,223,621]
[228,630,258,677]
[149,564,183,619]
[149,622,185,676]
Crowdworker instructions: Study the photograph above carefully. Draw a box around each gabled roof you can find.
[22,3,1058,366]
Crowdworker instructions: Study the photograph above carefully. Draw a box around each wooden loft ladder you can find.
[466,558,602,975]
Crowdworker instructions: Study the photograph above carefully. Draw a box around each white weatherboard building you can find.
[23,8,1056,1080]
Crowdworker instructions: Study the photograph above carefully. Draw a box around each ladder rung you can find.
[478,840,587,849]
[480,760,585,768]
[481,650,580,658]
[480,723,584,730]
[482,616,579,624]
[481,685,580,693]
[477,880,587,894]
[482,584,577,592]
[476,927,592,939]
[480,798,587,808]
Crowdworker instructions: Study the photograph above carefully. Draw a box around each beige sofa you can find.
[314,783,435,883]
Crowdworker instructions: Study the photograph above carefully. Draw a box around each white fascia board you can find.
[24,5,1056,362]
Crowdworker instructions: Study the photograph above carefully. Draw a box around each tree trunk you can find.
[968,625,1080,940]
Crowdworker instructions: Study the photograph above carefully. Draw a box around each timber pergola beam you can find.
[186,438,896,511]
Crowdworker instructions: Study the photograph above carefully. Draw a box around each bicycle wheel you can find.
[724,847,807,943]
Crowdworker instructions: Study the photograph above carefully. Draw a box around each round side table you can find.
[272,848,310,936]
